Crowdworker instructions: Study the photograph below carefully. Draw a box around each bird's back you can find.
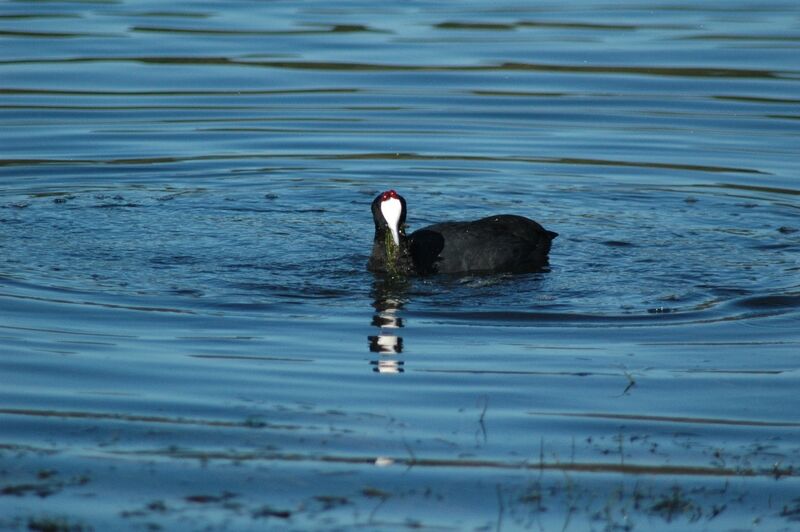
[410,215,556,274]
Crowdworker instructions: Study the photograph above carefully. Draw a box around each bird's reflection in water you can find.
[369,277,409,374]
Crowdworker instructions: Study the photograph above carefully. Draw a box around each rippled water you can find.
[2,1,800,530]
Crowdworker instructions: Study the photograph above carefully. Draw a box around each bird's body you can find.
[368,190,556,276]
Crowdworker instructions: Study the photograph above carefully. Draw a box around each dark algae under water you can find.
[2,1,800,530]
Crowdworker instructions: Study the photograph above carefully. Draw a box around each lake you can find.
[1,1,799,530]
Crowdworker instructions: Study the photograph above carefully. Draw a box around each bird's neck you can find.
[375,231,412,277]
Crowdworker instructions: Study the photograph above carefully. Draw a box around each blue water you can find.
[2,1,800,530]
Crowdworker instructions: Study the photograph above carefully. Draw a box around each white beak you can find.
[380,197,402,246]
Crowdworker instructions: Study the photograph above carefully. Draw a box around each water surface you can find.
[1,1,800,530]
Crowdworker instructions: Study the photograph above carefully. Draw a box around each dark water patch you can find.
[0,323,134,339]
[318,152,766,174]
[128,11,210,19]
[437,19,696,32]
[0,87,359,97]
[1,471,89,498]
[680,33,800,42]
[435,21,517,31]
[149,255,201,267]
[0,158,93,168]
[698,285,753,297]
[91,202,143,208]
[0,408,303,431]
[731,293,800,310]
[602,240,636,247]
[1,56,791,80]
[642,339,797,347]
[680,368,788,374]
[714,94,800,105]
[0,30,113,38]
[1,104,268,112]
[473,89,567,97]
[2,201,30,209]
[698,183,800,197]
[0,14,82,20]
[109,447,793,479]
[409,304,795,327]
[130,24,383,36]
[529,411,800,429]
[518,20,680,31]
[752,242,799,251]
[418,369,602,377]
[189,354,314,364]
[0,291,195,316]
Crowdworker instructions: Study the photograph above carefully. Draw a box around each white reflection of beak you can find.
[374,359,403,374]
[376,334,400,350]
[375,456,395,467]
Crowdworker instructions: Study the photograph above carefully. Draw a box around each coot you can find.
[367,190,557,275]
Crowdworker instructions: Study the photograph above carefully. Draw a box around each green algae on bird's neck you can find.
[383,234,402,277]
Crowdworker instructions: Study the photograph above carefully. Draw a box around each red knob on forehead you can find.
[381,190,399,201]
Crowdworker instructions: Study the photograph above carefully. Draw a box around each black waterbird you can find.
[367,190,557,276]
